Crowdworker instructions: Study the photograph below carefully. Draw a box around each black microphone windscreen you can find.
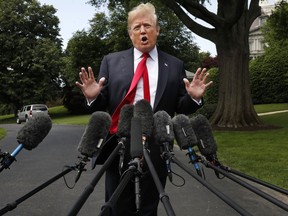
[130,117,143,158]
[190,114,217,156]
[153,111,174,145]
[77,111,111,157]
[172,114,197,150]
[16,113,52,150]
[117,104,134,138]
[133,99,153,138]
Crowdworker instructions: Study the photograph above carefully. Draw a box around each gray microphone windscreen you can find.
[117,104,134,138]
[153,111,174,145]
[16,113,52,150]
[133,99,153,138]
[77,111,111,157]
[190,114,217,156]
[130,117,143,158]
[172,114,197,150]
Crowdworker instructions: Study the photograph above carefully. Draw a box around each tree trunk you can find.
[210,15,263,128]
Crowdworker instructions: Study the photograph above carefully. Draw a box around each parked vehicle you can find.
[16,104,49,124]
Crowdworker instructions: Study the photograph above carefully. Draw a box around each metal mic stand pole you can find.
[98,158,141,216]
[219,165,288,195]
[143,147,176,216]
[68,141,125,216]
[171,156,252,216]
[202,159,288,212]
[0,165,77,215]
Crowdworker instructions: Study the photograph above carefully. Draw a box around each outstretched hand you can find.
[183,68,213,102]
[75,67,105,102]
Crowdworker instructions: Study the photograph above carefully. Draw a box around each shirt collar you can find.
[134,46,158,61]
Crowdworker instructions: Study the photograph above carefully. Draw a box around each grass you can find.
[215,112,288,189]
[0,103,287,189]
[254,103,288,113]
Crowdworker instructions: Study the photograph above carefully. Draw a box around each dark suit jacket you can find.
[90,47,202,166]
[90,47,201,117]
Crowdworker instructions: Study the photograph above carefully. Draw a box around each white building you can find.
[249,0,276,59]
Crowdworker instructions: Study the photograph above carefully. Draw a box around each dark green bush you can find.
[249,42,288,104]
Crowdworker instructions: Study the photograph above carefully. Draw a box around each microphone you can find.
[116,104,134,172]
[133,99,154,146]
[190,114,219,164]
[130,117,143,159]
[76,111,111,181]
[130,117,143,212]
[171,114,203,177]
[116,104,134,139]
[0,113,52,172]
[153,110,174,182]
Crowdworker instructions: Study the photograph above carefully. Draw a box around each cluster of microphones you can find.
[1,100,288,216]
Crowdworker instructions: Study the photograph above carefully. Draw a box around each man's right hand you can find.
[75,67,106,102]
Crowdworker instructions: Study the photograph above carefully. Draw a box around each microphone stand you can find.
[219,164,288,195]
[0,157,88,215]
[67,139,125,216]
[160,143,173,182]
[201,158,288,212]
[98,158,142,216]
[171,156,252,216]
[143,145,176,216]
[185,147,204,177]
[0,149,17,173]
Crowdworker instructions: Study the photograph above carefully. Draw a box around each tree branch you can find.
[177,0,224,27]
[247,0,261,28]
[217,0,246,27]
[162,0,217,42]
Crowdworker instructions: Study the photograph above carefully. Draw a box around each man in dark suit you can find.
[76,3,212,216]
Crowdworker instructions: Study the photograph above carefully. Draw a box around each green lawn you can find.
[215,112,288,189]
[0,103,287,189]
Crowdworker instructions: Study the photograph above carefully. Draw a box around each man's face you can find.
[129,15,160,53]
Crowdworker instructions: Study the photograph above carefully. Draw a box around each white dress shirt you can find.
[133,47,158,109]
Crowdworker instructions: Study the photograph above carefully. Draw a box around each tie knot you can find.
[142,53,149,59]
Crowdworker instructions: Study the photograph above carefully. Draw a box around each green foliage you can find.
[194,67,218,118]
[249,1,288,104]
[249,41,288,104]
[62,0,201,112]
[262,0,288,46]
[0,127,6,140]
[86,0,201,71]
[0,0,63,111]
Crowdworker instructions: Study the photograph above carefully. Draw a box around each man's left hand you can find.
[183,68,213,102]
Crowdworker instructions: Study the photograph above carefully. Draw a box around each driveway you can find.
[0,124,287,216]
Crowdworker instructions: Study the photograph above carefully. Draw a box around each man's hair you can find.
[127,3,159,31]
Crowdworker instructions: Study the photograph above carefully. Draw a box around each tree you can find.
[249,0,288,104]
[63,0,200,113]
[87,0,201,73]
[249,43,288,104]
[262,0,288,46]
[0,0,63,112]
[160,0,267,128]
[88,0,266,129]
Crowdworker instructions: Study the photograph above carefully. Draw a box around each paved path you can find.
[0,124,287,216]
[258,110,288,116]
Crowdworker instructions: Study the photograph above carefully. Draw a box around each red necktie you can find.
[110,53,150,134]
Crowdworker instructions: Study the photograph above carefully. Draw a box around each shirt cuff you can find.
[86,98,96,106]
[192,98,202,106]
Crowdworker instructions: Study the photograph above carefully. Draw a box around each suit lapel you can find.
[154,50,169,110]
[120,48,134,96]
